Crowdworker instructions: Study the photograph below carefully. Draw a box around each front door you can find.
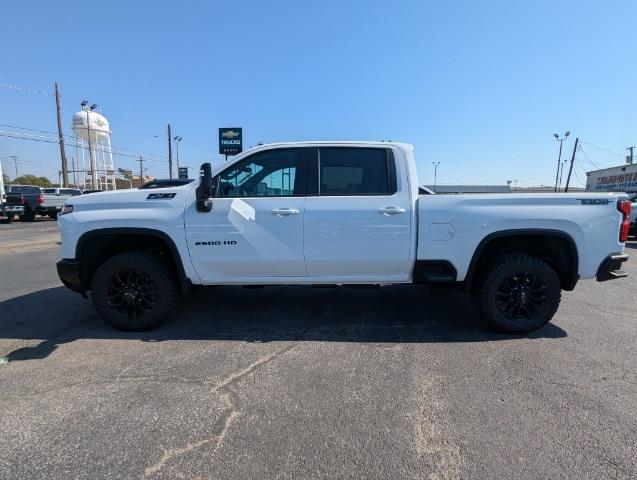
[185,148,308,282]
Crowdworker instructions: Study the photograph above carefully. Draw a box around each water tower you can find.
[72,102,116,190]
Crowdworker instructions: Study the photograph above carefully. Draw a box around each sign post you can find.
[219,128,243,159]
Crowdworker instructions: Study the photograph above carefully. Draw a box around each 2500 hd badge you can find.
[195,240,237,246]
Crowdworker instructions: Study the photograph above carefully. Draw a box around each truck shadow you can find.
[0,285,566,362]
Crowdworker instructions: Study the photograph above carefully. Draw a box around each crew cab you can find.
[56,141,631,333]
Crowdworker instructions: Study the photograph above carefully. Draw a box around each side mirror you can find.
[196,163,213,212]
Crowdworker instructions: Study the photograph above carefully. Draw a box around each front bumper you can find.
[596,254,629,282]
[56,259,85,295]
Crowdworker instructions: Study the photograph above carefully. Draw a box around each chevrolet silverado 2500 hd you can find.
[56,141,631,333]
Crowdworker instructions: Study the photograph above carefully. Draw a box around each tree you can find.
[13,174,53,187]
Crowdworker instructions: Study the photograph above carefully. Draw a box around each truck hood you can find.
[68,184,194,211]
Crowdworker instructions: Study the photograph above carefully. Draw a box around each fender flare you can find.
[463,228,579,291]
[76,227,192,294]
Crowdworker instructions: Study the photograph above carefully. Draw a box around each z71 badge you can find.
[146,193,177,200]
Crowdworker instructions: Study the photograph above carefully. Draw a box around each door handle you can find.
[271,208,300,216]
[378,207,406,216]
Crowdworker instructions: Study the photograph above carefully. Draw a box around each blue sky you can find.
[1,0,635,187]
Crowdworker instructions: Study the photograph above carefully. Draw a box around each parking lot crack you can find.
[143,344,296,478]
[143,404,239,479]
[209,344,297,393]
[413,378,461,480]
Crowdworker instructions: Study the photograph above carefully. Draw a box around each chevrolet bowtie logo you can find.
[221,130,240,139]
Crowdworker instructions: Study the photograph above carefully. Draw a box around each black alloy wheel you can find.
[91,250,179,331]
[106,268,159,319]
[474,254,561,333]
[494,271,548,321]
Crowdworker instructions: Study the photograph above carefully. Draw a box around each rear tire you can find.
[49,212,58,220]
[91,250,179,331]
[473,254,561,334]
[22,209,36,222]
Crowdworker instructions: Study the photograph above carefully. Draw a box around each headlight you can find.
[60,205,74,215]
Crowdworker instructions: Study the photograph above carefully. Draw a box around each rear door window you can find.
[318,148,395,196]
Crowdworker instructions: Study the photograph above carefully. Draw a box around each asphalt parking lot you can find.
[0,219,636,479]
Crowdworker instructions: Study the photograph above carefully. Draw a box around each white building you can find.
[586,163,637,193]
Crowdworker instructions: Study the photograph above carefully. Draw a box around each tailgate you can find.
[6,194,23,206]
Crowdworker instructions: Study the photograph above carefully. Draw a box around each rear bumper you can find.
[56,259,85,295]
[37,206,61,213]
[596,254,629,282]
[4,205,25,214]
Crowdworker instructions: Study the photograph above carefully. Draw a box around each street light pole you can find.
[432,161,440,192]
[174,136,182,174]
[167,124,173,179]
[553,131,570,192]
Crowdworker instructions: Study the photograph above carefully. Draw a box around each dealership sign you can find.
[586,163,637,193]
[219,128,242,155]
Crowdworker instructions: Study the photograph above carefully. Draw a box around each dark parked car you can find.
[4,185,43,222]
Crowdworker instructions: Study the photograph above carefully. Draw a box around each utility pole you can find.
[432,161,440,192]
[10,155,18,180]
[627,146,634,164]
[54,83,68,187]
[138,155,144,187]
[564,137,579,193]
[553,131,570,192]
[167,124,173,179]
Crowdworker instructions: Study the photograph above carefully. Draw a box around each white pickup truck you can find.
[41,188,83,219]
[57,141,631,333]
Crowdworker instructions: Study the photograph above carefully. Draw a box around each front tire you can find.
[473,254,561,334]
[91,251,179,331]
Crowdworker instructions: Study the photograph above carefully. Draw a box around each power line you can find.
[0,82,51,96]
[577,146,602,169]
[0,123,73,138]
[0,131,191,172]
[580,141,624,158]
[0,68,52,86]
[0,128,170,162]
[0,69,213,157]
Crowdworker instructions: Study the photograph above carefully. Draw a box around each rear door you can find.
[304,147,412,278]
[184,147,309,281]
